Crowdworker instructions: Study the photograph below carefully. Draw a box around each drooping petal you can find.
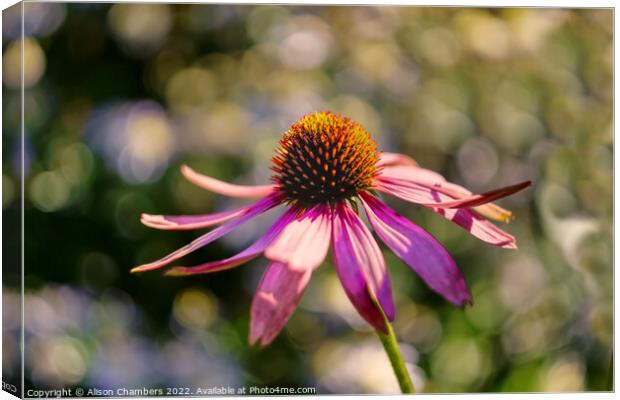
[165,207,300,276]
[140,205,248,230]
[379,165,447,186]
[249,261,312,347]
[131,193,283,273]
[429,181,530,209]
[472,202,514,223]
[376,152,419,168]
[332,203,394,333]
[375,179,518,249]
[376,176,530,210]
[378,165,515,222]
[181,164,275,198]
[361,193,472,307]
[434,207,517,249]
[375,177,448,204]
[264,204,331,271]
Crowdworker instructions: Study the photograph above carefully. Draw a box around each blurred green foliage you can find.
[2,4,612,393]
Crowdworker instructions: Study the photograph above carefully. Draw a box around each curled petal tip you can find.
[140,213,169,227]
[180,164,195,181]
[509,180,532,192]
[180,164,200,182]
[459,298,474,308]
[505,240,518,250]
[474,204,514,223]
[131,260,172,273]
[141,213,163,221]
[497,215,514,224]
[248,334,267,348]
[471,180,530,222]
[248,327,270,347]
[449,292,473,309]
[180,163,193,174]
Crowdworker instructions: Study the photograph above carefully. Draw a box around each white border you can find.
[0,2,614,400]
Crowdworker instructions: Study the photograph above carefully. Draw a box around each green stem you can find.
[376,320,415,394]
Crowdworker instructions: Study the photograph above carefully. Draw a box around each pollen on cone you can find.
[271,112,380,207]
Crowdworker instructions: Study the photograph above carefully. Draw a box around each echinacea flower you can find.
[133,112,530,347]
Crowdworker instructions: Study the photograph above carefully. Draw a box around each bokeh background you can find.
[2,3,613,394]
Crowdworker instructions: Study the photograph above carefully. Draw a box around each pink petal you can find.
[332,203,394,333]
[165,207,300,276]
[249,261,312,347]
[181,164,275,198]
[376,152,419,168]
[375,177,444,204]
[435,207,517,249]
[131,193,282,273]
[140,206,248,230]
[430,181,530,209]
[379,165,457,189]
[378,165,515,222]
[377,177,530,209]
[361,193,472,307]
[264,205,331,271]
[375,179,517,249]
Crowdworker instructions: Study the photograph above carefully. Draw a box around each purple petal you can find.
[165,207,300,276]
[377,165,517,222]
[361,192,472,307]
[433,207,517,249]
[427,181,530,209]
[331,203,394,333]
[377,176,530,209]
[264,204,331,271]
[249,261,312,347]
[140,205,249,230]
[131,193,283,273]
[376,178,517,249]
[378,165,462,191]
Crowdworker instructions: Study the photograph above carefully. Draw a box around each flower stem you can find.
[376,320,415,394]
